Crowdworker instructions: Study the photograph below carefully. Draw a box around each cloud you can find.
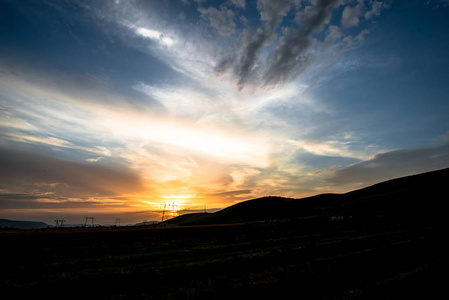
[326,143,449,188]
[324,25,343,44]
[215,0,346,90]
[207,189,252,197]
[204,189,252,202]
[0,66,274,209]
[0,0,400,218]
[288,139,364,159]
[231,0,246,9]
[263,0,344,86]
[294,151,360,171]
[2,132,112,158]
[214,0,292,88]
[0,147,145,204]
[342,1,364,28]
[364,1,383,19]
[227,0,291,90]
[198,5,236,36]
[135,27,175,46]
[109,0,387,93]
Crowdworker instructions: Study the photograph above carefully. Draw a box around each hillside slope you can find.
[0,219,48,229]
[165,167,449,225]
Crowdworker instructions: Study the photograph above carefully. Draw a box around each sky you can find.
[1,0,449,225]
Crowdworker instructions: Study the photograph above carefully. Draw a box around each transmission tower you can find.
[54,219,65,228]
[84,216,95,227]
[162,202,166,222]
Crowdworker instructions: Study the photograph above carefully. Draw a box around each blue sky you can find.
[1,0,449,224]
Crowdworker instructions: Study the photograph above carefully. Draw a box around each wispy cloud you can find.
[326,143,449,188]
[108,0,388,92]
[342,1,363,28]
[207,0,387,92]
[0,147,145,202]
[135,27,175,46]
[198,5,236,36]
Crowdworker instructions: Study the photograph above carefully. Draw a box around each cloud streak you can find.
[109,0,386,92]
[0,147,145,199]
[326,143,449,188]
[214,0,369,90]
[198,5,236,36]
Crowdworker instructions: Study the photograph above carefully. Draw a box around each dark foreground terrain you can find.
[1,218,447,299]
[2,169,448,299]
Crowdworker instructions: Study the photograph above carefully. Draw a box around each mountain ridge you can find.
[164,167,449,225]
[0,219,48,230]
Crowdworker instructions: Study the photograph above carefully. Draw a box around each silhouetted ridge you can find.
[0,219,48,229]
[164,167,449,225]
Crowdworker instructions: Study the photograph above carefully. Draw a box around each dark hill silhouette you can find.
[0,219,48,229]
[164,167,449,225]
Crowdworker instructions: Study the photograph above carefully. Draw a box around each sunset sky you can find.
[1,0,449,225]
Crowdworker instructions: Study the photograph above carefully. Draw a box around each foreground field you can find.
[1,219,447,299]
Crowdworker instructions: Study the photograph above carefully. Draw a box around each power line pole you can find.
[54,219,65,228]
[84,217,95,227]
[162,202,166,222]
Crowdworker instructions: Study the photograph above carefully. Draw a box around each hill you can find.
[0,219,48,230]
[164,167,449,225]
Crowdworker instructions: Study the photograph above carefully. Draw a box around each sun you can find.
[160,195,194,221]
[161,202,180,221]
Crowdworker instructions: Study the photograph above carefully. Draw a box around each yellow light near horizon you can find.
[160,199,184,221]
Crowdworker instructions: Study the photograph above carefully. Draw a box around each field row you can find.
[1,220,447,299]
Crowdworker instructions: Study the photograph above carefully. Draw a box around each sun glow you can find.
[160,200,184,221]
[93,108,269,166]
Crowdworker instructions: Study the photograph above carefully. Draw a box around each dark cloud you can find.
[198,5,236,36]
[215,0,347,90]
[234,0,291,90]
[0,193,112,210]
[201,189,253,203]
[263,0,342,87]
[295,151,360,171]
[326,143,449,187]
[205,189,252,197]
[0,147,145,208]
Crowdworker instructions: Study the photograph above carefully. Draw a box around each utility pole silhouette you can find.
[162,202,166,222]
[84,217,95,227]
